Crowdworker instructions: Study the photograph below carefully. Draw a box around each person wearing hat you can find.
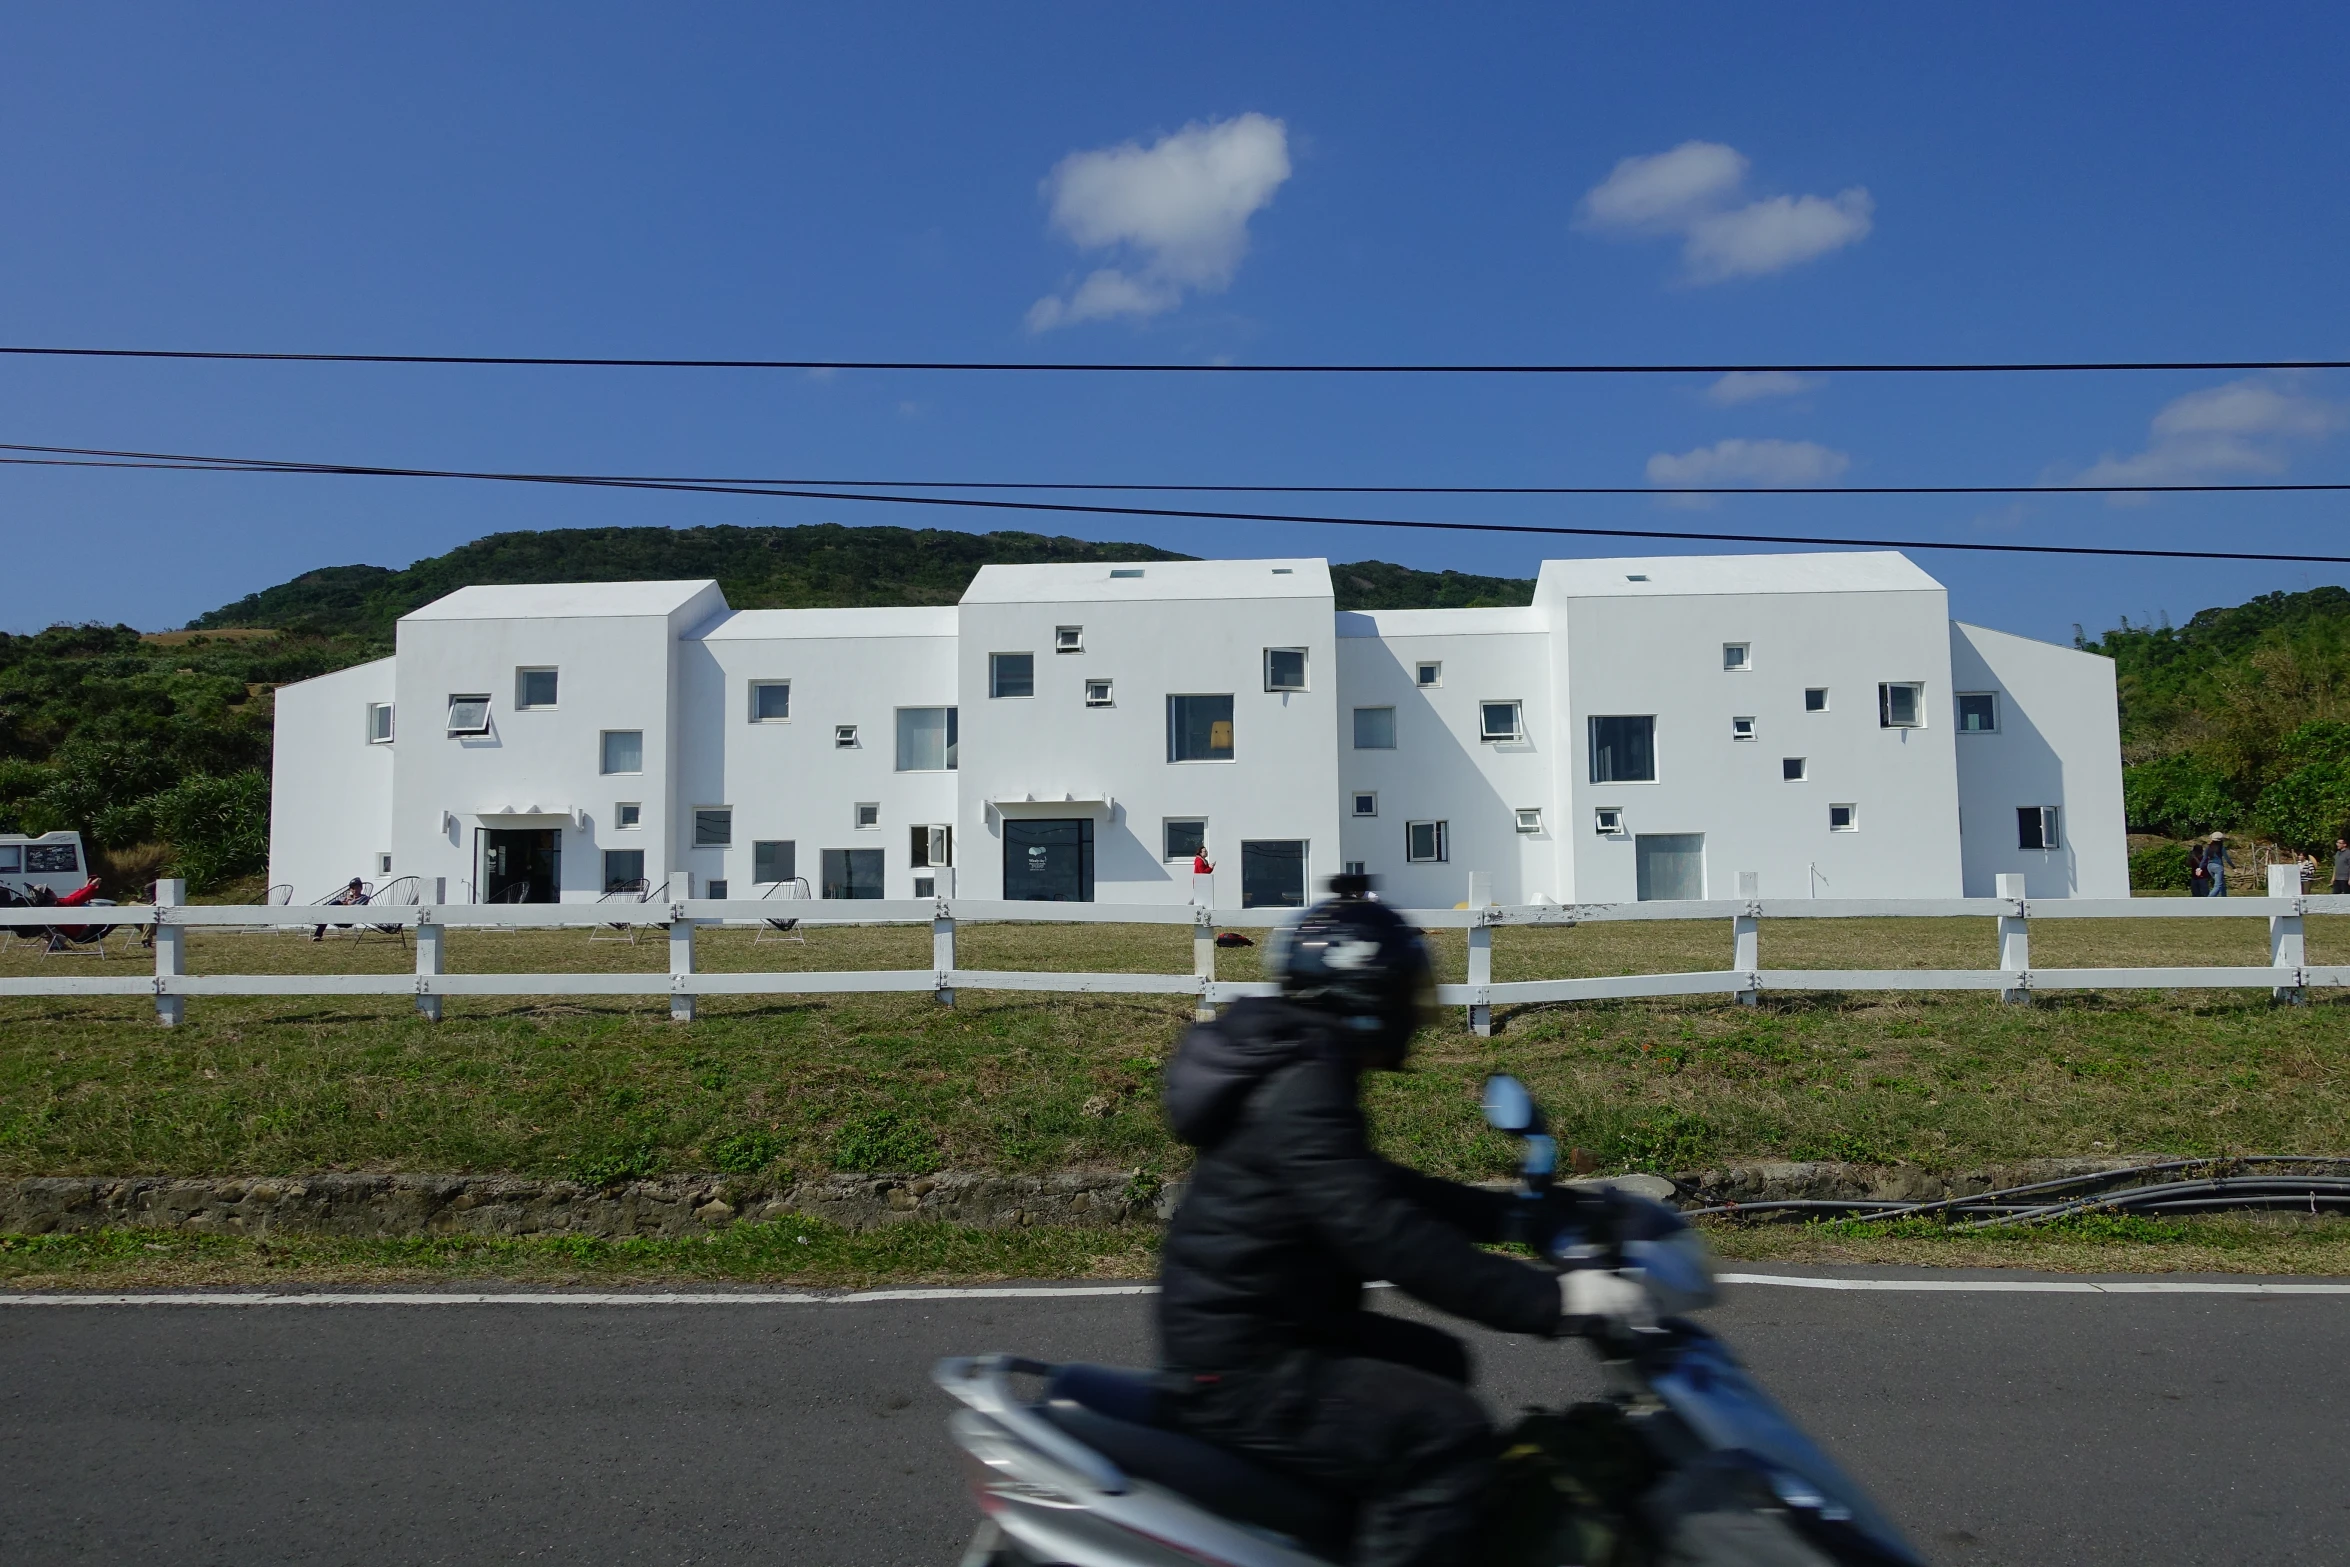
[2204,833,2231,897]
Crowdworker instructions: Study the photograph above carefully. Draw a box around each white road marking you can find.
[0,1275,2343,1306]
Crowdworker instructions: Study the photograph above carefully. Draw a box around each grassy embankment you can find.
[3,914,2346,1283]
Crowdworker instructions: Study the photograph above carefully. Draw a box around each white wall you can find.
[1950,622,2127,896]
[269,657,395,898]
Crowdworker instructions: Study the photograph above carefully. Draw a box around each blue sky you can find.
[1,4,2345,640]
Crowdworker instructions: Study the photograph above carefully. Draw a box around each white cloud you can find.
[1647,439,1850,500]
[1705,371,1820,406]
[1581,141,1871,283]
[1026,113,1291,330]
[2073,378,2343,491]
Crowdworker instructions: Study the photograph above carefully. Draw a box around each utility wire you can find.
[5,441,2349,565]
[0,344,2346,374]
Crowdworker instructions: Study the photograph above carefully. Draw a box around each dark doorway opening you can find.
[481,828,561,903]
[1241,840,1306,909]
[1004,818,1094,902]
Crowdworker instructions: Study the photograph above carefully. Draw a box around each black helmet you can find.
[1268,876,1437,1066]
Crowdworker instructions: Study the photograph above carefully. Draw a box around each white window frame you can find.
[614,802,642,831]
[1055,625,1084,654]
[893,706,958,772]
[749,680,791,723]
[1783,757,1808,781]
[1722,643,1750,672]
[834,723,860,749]
[1084,678,1115,708]
[376,852,393,876]
[366,702,395,744]
[1731,716,1756,741]
[1353,706,1397,750]
[1264,647,1309,692]
[1879,682,1926,729]
[600,729,645,776]
[515,667,559,710]
[1594,807,1626,837]
[1829,803,1858,832]
[1479,700,1524,743]
[1351,791,1379,818]
[1804,687,1830,713]
[854,802,880,830]
[2019,805,2061,851]
[1514,807,1543,834]
[1405,819,1449,863]
[1163,818,1209,862]
[1415,661,1442,688]
[1956,691,2000,734]
[446,695,492,737]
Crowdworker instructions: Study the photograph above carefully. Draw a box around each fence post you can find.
[667,870,696,1023]
[415,876,445,1022]
[1193,872,1216,1022]
[1733,871,1760,1006]
[934,882,957,1007]
[2269,862,2306,1004]
[1466,871,1493,1037]
[153,877,185,1027]
[1996,872,2030,1004]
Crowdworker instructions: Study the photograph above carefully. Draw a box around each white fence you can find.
[2,869,2339,1029]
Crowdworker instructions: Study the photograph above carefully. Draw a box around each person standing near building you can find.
[2188,840,2209,897]
[2332,837,2350,896]
[2204,833,2231,897]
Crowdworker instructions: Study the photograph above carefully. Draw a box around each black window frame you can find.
[1168,693,1236,762]
[1588,715,1657,783]
[990,652,1036,699]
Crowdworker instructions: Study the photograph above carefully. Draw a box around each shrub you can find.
[148,770,270,891]
[2250,762,2350,853]
[2129,840,2195,892]
[2122,753,2237,837]
[831,1108,941,1174]
[706,1129,784,1174]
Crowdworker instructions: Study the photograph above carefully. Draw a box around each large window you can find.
[821,848,885,899]
[1169,694,1235,761]
[1164,819,1207,862]
[601,730,644,775]
[990,652,1034,698]
[1589,715,1656,782]
[695,809,732,847]
[1240,840,1306,909]
[602,849,646,891]
[895,706,960,770]
[1406,820,1449,862]
[1353,706,1396,749]
[2018,806,2061,850]
[1879,682,1926,728]
[1480,701,1524,742]
[1957,692,1998,733]
[1264,648,1308,692]
[751,681,790,722]
[25,843,78,872]
[447,695,492,736]
[1005,818,1094,901]
[754,840,796,884]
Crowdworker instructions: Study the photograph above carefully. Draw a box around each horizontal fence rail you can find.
[2,870,2342,1027]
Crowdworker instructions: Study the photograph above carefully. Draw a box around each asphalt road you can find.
[2,1273,2345,1566]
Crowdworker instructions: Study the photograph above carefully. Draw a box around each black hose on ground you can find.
[1687,1159,2350,1228]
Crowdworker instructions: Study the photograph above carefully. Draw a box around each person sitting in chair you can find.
[312,877,366,941]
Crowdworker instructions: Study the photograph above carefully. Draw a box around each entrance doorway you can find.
[1635,833,1705,902]
[1003,818,1094,901]
[1241,839,1307,909]
[481,828,561,903]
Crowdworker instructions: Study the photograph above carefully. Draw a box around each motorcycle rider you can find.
[1157,875,1643,1567]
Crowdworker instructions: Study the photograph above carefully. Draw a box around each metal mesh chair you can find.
[754,878,812,944]
[590,878,658,943]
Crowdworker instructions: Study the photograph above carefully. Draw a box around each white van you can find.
[0,832,93,897]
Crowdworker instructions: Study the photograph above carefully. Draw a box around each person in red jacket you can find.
[1191,849,1215,877]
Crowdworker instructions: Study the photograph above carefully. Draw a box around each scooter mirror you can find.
[1481,1074,1534,1134]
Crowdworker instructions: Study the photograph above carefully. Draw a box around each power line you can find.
[0,345,2346,375]
[3,441,2346,566]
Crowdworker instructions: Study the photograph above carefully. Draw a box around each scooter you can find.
[935,1074,1925,1567]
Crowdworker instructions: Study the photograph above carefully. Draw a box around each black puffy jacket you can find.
[1156,996,1563,1372]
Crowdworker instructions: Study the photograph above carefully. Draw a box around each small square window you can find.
[1085,678,1115,707]
[990,652,1035,698]
[516,668,558,709]
[707,879,730,901]
[1594,808,1626,836]
[1804,687,1829,713]
[376,853,393,876]
[1343,859,1366,875]
[1731,716,1756,741]
[1406,820,1449,863]
[2018,805,2061,850]
[1265,648,1308,691]
[755,840,796,884]
[446,695,492,736]
[751,681,790,722]
[1514,807,1543,834]
[834,724,859,748]
[1722,643,1750,671]
[1829,804,1857,832]
[695,809,732,847]
[1056,626,1084,653]
[913,874,936,898]
[1783,757,1807,781]
[367,702,395,743]
[1879,682,1925,728]
[1164,819,1208,861]
[910,825,952,868]
[1415,661,1442,687]
[601,730,644,774]
[1353,706,1396,749]
[603,849,645,890]
[615,802,642,830]
[1352,791,1378,818]
[1957,692,1999,733]
[855,803,880,830]
[1480,701,1523,742]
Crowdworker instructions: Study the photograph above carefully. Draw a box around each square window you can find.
[446,695,492,736]
[1731,716,1756,741]
[1804,687,1829,713]
[603,849,645,890]
[1264,647,1308,691]
[1594,808,1625,836]
[895,707,959,770]
[2018,805,2061,850]
[1352,791,1378,818]
[1783,757,1807,781]
[1056,626,1084,653]
[754,840,796,884]
[376,852,393,876]
[1343,859,1366,875]
[1085,679,1115,707]
[751,681,791,722]
[1722,643,1750,671]
[855,802,880,830]
[367,702,395,743]
[600,730,644,774]
[990,652,1035,698]
[1879,682,1925,728]
[1829,804,1857,832]
[695,809,732,847]
[1415,661,1442,687]
[1406,820,1449,863]
[614,802,642,830]
[1480,701,1523,742]
[913,874,936,898]
[1164,818,1208,861]
[1353,706,1396,749]
[910,825,952,868]
[1589,715,1656,782]
[834,723,859,749]
[1957,692,1999,733]
[706,879,730,900]
[1168,694,1235,761]
[516,668,558,709]
[1514,807,1543,834]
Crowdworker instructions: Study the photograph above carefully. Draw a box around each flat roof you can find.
[1337,606,1546,638]
[402,580,723,621]
[961,558,1333,605]
[692,606,958,641]
[1536,551,1942,600]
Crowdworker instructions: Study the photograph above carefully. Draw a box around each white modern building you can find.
[268,552,2127,908]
